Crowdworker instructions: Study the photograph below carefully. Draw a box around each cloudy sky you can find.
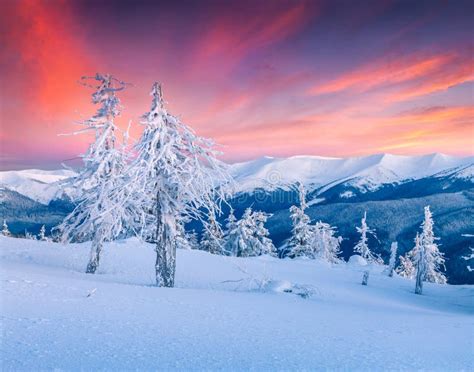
[1,0,473,169]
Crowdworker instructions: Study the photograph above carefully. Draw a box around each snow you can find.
[348,254,368,266]
[1,236,472,370]
[1,153,472,203]
[0,169,75,204]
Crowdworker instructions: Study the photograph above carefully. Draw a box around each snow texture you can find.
[1,236,472,370]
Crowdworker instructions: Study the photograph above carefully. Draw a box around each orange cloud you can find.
[309,50,473,102]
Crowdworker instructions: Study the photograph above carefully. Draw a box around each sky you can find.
[1,0,473,169]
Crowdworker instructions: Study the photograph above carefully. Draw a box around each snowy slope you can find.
[0,169,75,204]
[230,153,474,193]
[1,236,472,370]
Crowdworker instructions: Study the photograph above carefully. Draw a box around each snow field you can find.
[1,237,473,370]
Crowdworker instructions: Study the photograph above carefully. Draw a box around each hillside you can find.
[1,237,473,370]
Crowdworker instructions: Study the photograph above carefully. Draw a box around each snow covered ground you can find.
[1,236,473,370]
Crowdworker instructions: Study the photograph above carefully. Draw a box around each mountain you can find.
[230,153,473,195]
[1,153,473,283]
[0,169,75,204]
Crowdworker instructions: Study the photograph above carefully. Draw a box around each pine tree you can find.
[223,209,242,255]
[57,74,130,274]
[311,221,342,263]
[288,183,313,258]
[2,220,11,237]
[200,211,225,254]
[126,82,229,287]
[415,206,446,291]
[249,211,276,257]
[396,254,416,279]
[38,225,48,241]
[353,212,380,263]
[175,220,191,250]
[386,242,398,277]
[24,229,36,240]
[232,208,255,257]
[186,230,199,250]
[396,234,419,280]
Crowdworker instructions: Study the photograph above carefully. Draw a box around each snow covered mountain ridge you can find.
[230,152,473,193]
[0,153,472,204]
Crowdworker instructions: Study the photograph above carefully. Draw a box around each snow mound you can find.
[348,254,368,266]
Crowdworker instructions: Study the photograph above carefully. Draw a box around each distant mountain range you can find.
[1,153,473,284]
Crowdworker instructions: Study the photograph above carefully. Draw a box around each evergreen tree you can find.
[415,206,446,291]
[233,208,255,257]
[186,230,199,250]
[2,220,11,237]
[288,183,313,258]
[126,82,229,287]
[223,209,242,255]
[396,234,419,279]
[353,212,380,263]
[396,254,416,279]
[38,225,48,241]
[249,211,276,257]
[57,74,130,274]
[311,221,342,263]
[200,211,225,254]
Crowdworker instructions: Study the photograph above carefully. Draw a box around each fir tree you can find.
[200,211,225,254]
[415,206,446,292]
[396,254,416,279]
[233,208,255,257]
[396,234,419,280]
[38,225,48,241]
[288,183,313,258]
[353,212,380,263]
[126,83,230,287]
[186,230,199,250]
[249,211,276,257]
[223,209,242,255]
[2,220,11,237]
[57,74,130,274]
[311,221,342,263]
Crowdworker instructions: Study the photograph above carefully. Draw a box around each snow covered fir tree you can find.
[200,210,225,254]
[287,183,313,258]
[414,206,447,294]
[2,220,11,237]
[57,74,130,274]
[125,82,230,287]
[353,212,381,264]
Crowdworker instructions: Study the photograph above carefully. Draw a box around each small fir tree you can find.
[353,212,380,263]
[2,220,11,237]
[288,183,313,258]
[311,221,342,263]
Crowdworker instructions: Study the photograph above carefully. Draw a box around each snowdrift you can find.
[1,237,473,370]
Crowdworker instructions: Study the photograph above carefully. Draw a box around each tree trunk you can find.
[86,240,103,274]
[154,195,176,288]
[415,247,425,295]
[362,270,369,285]
[388,268,394,277]
[415,264,424,295]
